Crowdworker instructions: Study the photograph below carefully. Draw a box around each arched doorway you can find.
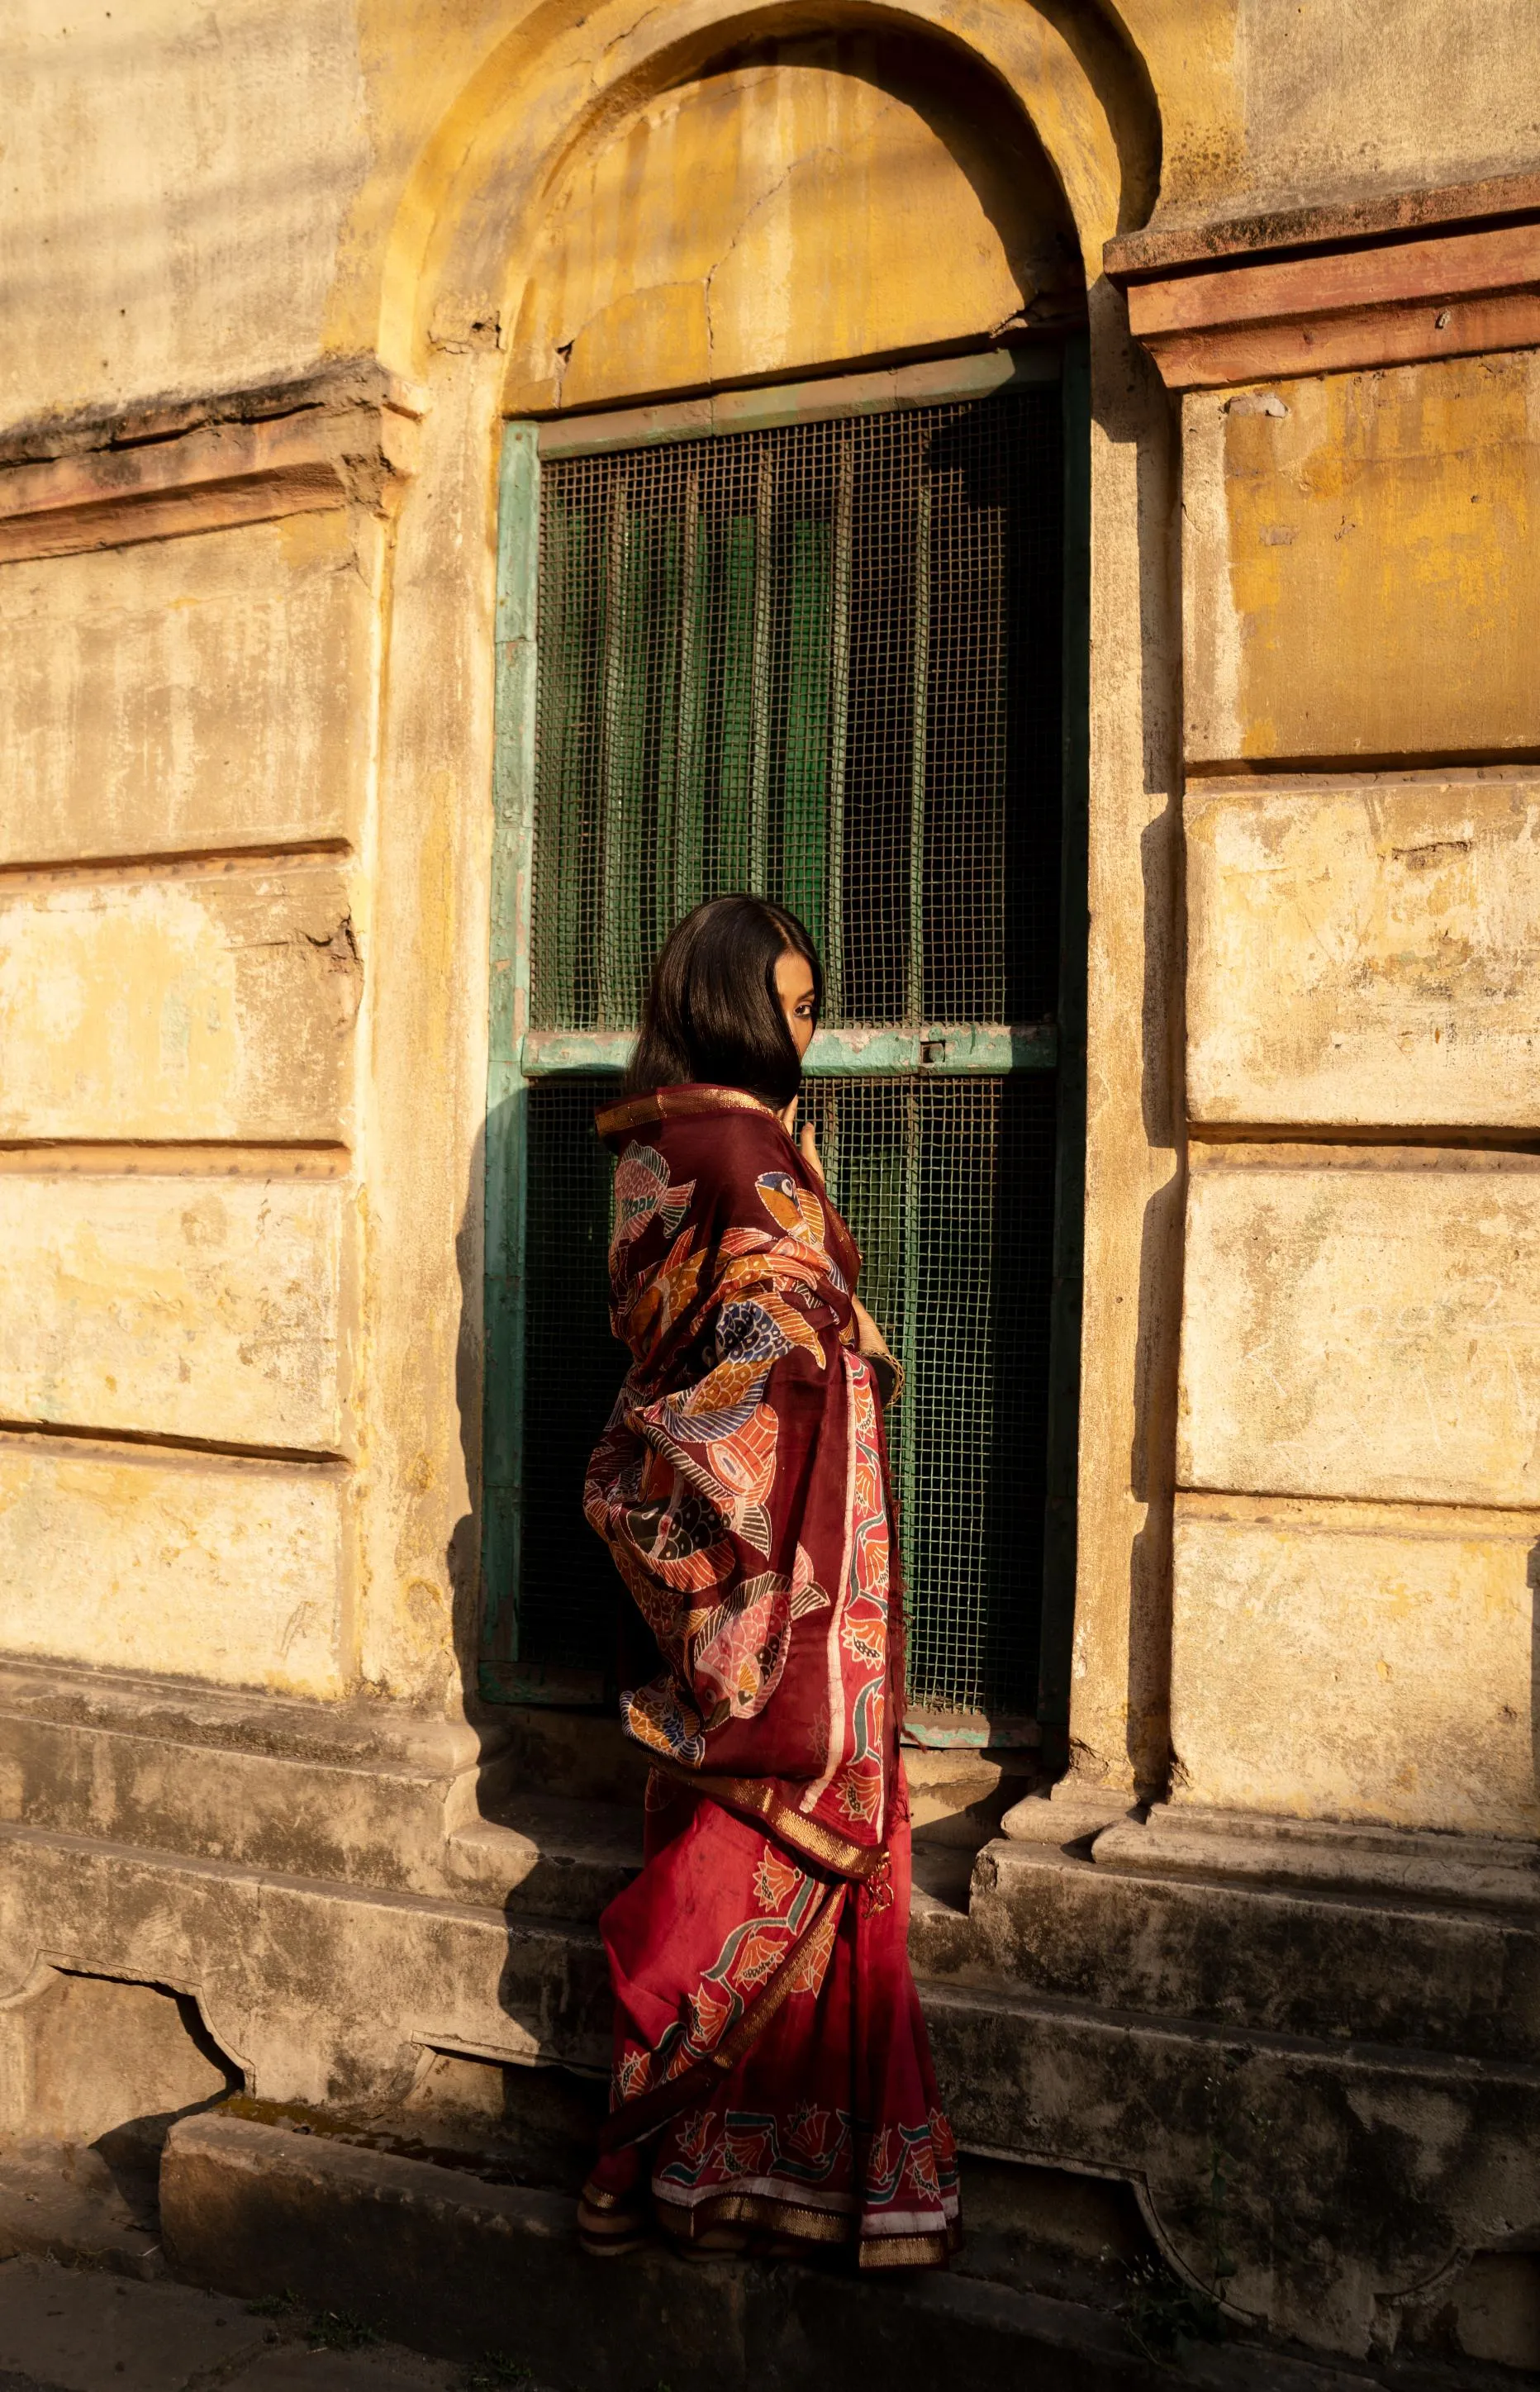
[480,27,1089,1759]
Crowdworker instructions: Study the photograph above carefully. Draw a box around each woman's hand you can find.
[850,1295,891,1361]
[851,1294,905,1409]
[779,1097,825,1186]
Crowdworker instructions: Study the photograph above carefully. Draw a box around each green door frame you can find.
[481,346,1089,1737]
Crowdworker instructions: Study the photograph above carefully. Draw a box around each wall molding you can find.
[1107,174,1540,390]
[0,368,424,564]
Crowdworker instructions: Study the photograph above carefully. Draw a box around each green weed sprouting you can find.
[307,2309,382,2351]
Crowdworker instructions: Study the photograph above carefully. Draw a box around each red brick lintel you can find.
[1105,172,1540,391]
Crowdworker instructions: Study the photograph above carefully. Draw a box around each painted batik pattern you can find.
[798,1356,891,1842]
[610,1833,832,2108]
[623,1791,960,2261]
[653,2096,961,2247]
[582,1090,960,2269]
[584,1097,891,1868]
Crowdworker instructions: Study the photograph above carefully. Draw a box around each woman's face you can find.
[774,949,819,1061]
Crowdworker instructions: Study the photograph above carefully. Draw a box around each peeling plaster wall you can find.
[1238,0,1540,212]
[0,0,371,432]
[502,36,1083,413]
[0,0,1534,1792]
[1172,329,1540,1831]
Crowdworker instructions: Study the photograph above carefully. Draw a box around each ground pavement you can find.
[0,2258,558,2392]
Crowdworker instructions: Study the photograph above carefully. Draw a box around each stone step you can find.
[0,1819,616,2085]
[159,2109,1382,2392]
[960,1835,1540,2064]
[10,1816,1533,2356]
[0,1657,497,1900]
[0,1811,973,2103]
[0,2137,168,2280]
[445,1795,642,1920]
[0,1658,1020,1928]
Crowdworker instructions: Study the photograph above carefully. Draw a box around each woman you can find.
[578,894,960,2269]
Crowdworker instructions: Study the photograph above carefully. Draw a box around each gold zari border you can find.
[682,1768,885,1879]
[655,2190,851,2248]
[858,2224,962,2271]
[595,1084,777,1138]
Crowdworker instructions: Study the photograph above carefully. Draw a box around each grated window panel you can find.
[803,1076,1057,1711]
[530,394,1062,1033]
[516,1078,635,1672]
[516,1073,1057,1711]
[509,382,1068,1721]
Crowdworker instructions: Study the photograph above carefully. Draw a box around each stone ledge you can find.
[1002,1782,1147,1850]
[0,1662,508,1900]
[1104,183,1540,389]
[0,1820,615,2089]
[0,359,426,470]
[159,2110,1376,2392]
[926,1977,1540,2356]
[0,1659,489,1777]
[962,1836,1540,2063]
[1095,1807,1540,1916]
[0,378,422,564]
[1104,170,1540,280]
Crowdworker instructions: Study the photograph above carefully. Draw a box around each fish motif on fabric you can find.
[584,1088,899,1879]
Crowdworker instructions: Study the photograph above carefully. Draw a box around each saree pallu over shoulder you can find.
[584,1084,958,2268]
[585,1084,896,1881]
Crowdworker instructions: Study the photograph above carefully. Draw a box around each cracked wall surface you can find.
[502,34,1083,411]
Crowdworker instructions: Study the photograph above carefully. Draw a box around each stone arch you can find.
[502,27,1087,413]
[357,0,1180,1809]
[381,0,1162,382]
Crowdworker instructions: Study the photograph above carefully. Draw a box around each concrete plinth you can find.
[2,1675,1537,2375]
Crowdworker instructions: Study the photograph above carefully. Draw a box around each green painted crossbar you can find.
[519,1022,1058,1077]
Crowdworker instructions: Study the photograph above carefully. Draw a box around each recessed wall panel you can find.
[0,1174,346,1453]
[1187,777,1540,1128]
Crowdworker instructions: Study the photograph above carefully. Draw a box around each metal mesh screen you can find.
[514,383,1066,1719]
[517,1074,1057,1705]
[516,1077,629,1672]
[530,394,1062,1031]
[801,1077,1056,1709]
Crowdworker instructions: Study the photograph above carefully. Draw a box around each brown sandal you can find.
[578,2189,652,2257]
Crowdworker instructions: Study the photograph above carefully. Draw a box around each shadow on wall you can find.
[0,1968,241,2229]
[452,1089,639,1729]
[1532,1538,1539,1831]
[1122,288,1183,1804]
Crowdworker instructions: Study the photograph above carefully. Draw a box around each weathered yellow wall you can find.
[1187,776,1540,1129]
[0,1171,347,1454]
[0,865,361,1144]
[1182,1150,1540,1510]
[1172,327,1540,1833]
[8,3,1540,437]
[0,418,377,1696]
[0,0,371,430]
[1172,1492,1540,1837]
[0,1436,347,1696]
[0,515,379,867]
[1234,0,1540,213]
[1185,354,1540,767]
[503,35,1080,412]
[1,2,1537,1818]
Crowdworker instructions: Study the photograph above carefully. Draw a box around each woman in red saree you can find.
[578,896,959,2269]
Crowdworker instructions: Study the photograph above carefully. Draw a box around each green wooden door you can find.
[483,351,1086,1749]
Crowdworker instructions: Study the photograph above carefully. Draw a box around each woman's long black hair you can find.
[624,895,822,1108]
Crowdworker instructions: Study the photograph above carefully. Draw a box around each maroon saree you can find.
[581,1084,959,2266]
